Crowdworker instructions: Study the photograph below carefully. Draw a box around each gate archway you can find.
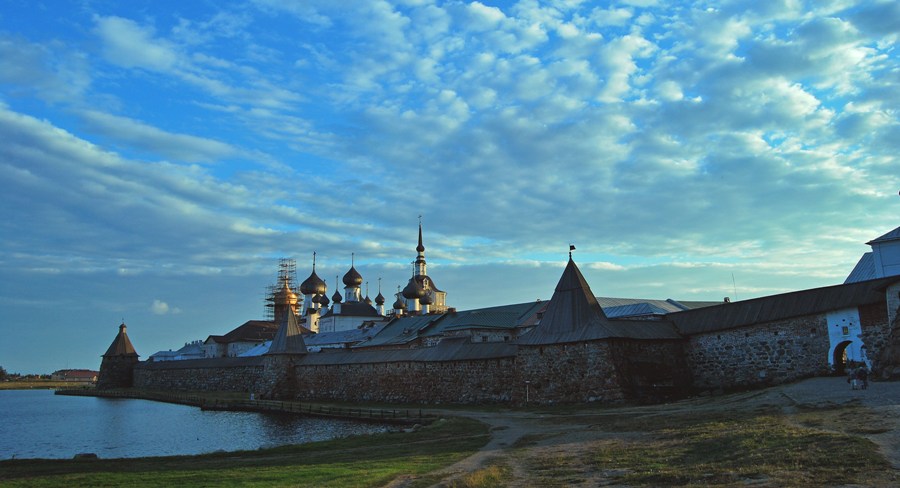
[832,340,853,374]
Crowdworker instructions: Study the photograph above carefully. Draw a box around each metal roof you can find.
[136,356,264,370]
[302,339,517,365]
[357,314,442,347]
[223,320,278,342]
[867,225,900,245]
[603,302,671,318]
[305,323,387,347]
[668,276,900,335]
[595,297,719,316]
[845,252,876,284]
[431,301,546,333]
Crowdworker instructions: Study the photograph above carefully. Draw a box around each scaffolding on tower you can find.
[264,258,299,320]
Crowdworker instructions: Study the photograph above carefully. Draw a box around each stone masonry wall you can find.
[516,342,626,404]
[134,359,263,392]
[887,282,900,327]
[859,301,891,368]
[133,339,691,406]
[97,355,138,389]
[608,339,692,401]
[285,340,684,406]
[291,357,520,404]
[686,315,829,390]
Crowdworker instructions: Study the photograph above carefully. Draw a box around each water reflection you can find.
[0,390,390,459]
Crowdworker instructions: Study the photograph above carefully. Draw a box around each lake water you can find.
[0,389,391,459]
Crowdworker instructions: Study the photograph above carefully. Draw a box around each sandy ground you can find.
[387,377,900,487]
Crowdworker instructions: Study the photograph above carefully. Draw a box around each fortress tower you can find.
[97,322,139,389]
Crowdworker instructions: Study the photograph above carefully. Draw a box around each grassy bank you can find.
[0,381,83,390]
[0,417,489,488]
[516,405,894,487]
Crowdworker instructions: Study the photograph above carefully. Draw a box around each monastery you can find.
[99,224,900,405]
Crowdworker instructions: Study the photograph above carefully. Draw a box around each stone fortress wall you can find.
[120,225,900,404]
[686,315,831,390]
[130,300,895,406]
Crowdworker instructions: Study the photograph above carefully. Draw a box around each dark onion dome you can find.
[393,296,407,310]
[300,270,326,295]
[364,295,373,306]
[319,293,330,307]
[311,293,322,305]
[420,292,433,306]
[375,291,385,305]
[342,266,363,287]
[332,289,343,304]
[402,277,426,299]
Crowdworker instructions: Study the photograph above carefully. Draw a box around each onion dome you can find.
[300,270,326,296]
[420,292,433,306]
[402,277,425,299]
[319,293,330,307]
[332,289,343,304]
[364,295,373,306]
[393,296,407,310]
[343,266,363,287]
[375,291,385,305]
[311,294,322,305]
[273,278,297,303]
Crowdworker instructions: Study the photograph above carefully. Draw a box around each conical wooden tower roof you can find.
[518,257,611,345]
[267,307,308,355]
[103,323,139,357]
[519,257,683,345]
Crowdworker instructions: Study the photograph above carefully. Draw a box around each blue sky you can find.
[1,0,898,373]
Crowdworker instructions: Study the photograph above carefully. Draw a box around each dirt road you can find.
[402,377,900,487]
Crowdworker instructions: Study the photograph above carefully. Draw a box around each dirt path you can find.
[386,377,900,487]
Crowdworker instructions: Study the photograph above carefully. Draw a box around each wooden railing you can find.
[55,388,431,424]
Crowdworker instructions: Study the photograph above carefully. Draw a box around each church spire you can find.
[415,216,427,277]
[416,215,425,253]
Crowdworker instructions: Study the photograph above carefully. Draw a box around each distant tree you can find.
[0,366,7,381]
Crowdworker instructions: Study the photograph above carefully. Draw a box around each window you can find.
[842,326,850,336]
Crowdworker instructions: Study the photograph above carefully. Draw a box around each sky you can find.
[1,0,898,374]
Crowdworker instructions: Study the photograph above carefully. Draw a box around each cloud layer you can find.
[0,0,898,372]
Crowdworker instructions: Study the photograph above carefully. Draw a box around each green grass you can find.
[520,408,892,487]
[447,462,512,488]
[0,417,489,488]
[0,381,80,390]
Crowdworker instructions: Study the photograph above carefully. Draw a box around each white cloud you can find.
[78,110,240,163]
[3,1,900,374]
[94,16,179,71]
[465,2,507,31]
[588,7,633,27]
[151,299,181,315]
[587,262,627,271]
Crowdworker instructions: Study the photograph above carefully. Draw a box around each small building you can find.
[845,225,900,283]
[50,369,98,383]
[149,340,205,361]
[204,320,280,358]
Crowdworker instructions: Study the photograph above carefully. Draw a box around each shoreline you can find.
[55,387,433,425]
[3,377,898,487]
[0,382,90,390]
